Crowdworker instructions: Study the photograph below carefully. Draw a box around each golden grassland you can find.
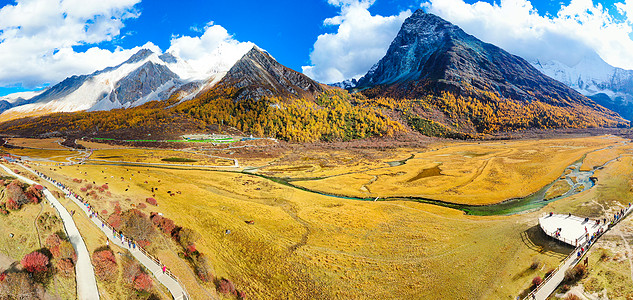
[30,161,571,299]
[0,187,76,299]
[89,148,234,166]
[6,148,81,163]
[6,138,66,149]
[579,142,632,171]
[545,180,573,201]
[292,136,622,205]
[8,135,633,299]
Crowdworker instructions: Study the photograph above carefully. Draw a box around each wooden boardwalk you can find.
[0,164,101,299]
[525,207,632,300]
[19,163,192,300]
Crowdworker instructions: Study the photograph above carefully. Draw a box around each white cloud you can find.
[302,0,411,83]
[0,0,141,89]
[167,23,254,80]
[422,0,633,69]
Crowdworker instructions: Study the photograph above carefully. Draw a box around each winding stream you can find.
[18,143,621,217]
[256,151,618,216]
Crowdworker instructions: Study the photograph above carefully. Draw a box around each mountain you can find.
[0,47,397,143]
[0,44,256,122]
[348,10,626,134]
[215,47,324,100]
[0,50,185,121]
[531,54,633,121]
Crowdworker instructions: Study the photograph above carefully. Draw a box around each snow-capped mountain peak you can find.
[531,53,633,121]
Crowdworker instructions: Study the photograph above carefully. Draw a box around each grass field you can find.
[291,136,622,205]
[7,135,633,299]
[89,148,234,166]
[6,138,66,149]
[30,161,574,299]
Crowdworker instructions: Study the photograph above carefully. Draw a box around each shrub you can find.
[565,293,581,300]
[6,181,27,207]
[119,209,155,242]
[80,187,87,192]
[85,184,92,189]
[45,234,62,258]
[6,198,18,210]
[108,214,122,231]
[238,290,246,300]
[101,184,109,190]
[217,278,237,296]
[133,273,153,291]
[0,272,39,297]
[101,209,108,215]
[150,213,175,236]
[92,249,117,281]
[137,203,146,209]
[21,251,49,273]
[146,197,157,206]
[544,268,555,278]
[56,258,74,277]
[195,254,214,282]
[530,258,540,270]
[564,264,587,283]
[531,276,543,287]
[58,241,77,263]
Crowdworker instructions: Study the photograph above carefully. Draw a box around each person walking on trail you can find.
[162,265,166,274]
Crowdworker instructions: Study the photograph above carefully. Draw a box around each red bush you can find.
[85,184,92,189]
[145,197,157,206]
[92,249,117,281]
[6,198,19,210]
[6,181,27,207]
[217,278,237,296]
[136,240,151,248]
[80,187,87,192]
[108,214,122,231]
[21,251,49,273]
[150,213,176,236]
[187,244,197,253]
[56,258,74,277]
[101,209,108,215]
[46,234,62,258]
[133,273,153,291]
[0,272,5,282]
[137,203,146,209]
[102,184,109,190]
[532,276,543,287]
[114,204,122,215]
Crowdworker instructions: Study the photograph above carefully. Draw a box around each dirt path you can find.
[0,164,100,299]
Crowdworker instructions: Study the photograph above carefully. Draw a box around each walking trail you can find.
[526,206,633,300]
[18,163,190,300]
[0,164,100,300]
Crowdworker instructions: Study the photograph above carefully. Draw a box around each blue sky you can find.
[1,0,633,96]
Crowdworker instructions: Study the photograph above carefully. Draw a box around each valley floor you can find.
[2,134,633,299]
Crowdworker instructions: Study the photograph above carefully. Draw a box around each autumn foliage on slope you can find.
[0,88,402,142]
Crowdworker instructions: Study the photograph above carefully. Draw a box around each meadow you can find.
[5,135,633,299]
